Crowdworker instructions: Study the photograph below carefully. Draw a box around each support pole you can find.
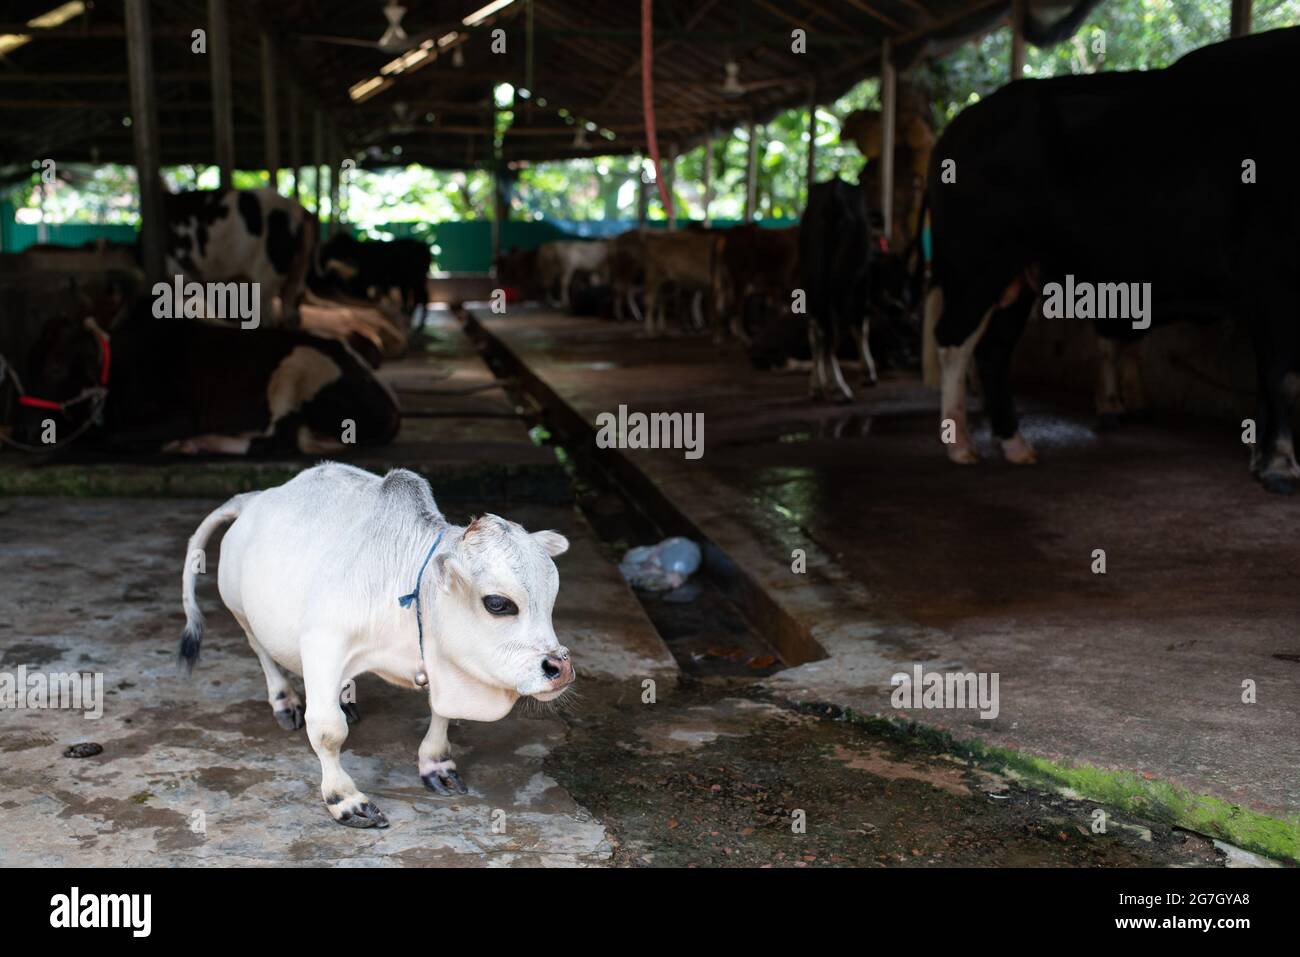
[1230,0,1253,36]
[1010,0,1026,80]
[880,38,897,245]
[702,126,714,228]
[665,143,678,230]
[208,0,235,189]
[805,83,817,204]
[124,0,164,281]
[636,155,648,226]
[743,117,758,223]
[260,32,281,190]
[312,109,324,223]
[328,127,341,238]
[288,82,301,202]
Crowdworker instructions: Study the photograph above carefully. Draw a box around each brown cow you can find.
[718,224,799,344]
[641,231,726,338]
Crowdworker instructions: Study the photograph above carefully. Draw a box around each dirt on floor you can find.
[546,681,1228,868]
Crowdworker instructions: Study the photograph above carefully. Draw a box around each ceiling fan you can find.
[719,59,790,98]
[300,2,428,54]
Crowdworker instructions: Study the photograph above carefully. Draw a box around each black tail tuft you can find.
[178,624,203,674]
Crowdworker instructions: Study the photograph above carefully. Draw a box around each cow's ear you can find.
[437,553,469,594]
[532,530,569,558]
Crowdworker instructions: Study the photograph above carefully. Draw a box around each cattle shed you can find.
[1,0,1298,891]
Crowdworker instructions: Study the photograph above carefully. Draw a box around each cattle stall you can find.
[0,0,1295,921]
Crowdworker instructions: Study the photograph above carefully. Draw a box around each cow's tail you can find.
[180,492,258,673]
[922,285,943,388]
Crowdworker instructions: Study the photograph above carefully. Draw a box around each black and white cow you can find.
[165,188,316,327]
[14,298,400,455]
[315,234,432,318]
[924,27,1300,492]
[799,177,877,401]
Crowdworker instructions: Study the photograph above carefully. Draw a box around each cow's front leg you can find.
[303,644,387,828]
[418,713,468,795]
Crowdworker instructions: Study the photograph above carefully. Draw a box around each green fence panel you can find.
[1,208,799,273]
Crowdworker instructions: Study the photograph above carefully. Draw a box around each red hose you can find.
[641,0,674,222]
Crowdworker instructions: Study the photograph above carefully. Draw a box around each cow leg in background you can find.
[302,637,388,828]
[1118,338,1149,420]
[418,713,467,795]
[1249,316,1300,494]
[808,311,853,403]
[1095,333,1148,428]
[975,290,1036,464]
[1095,336,1126,429]
[852,317,879,387]
[935,288,992,465]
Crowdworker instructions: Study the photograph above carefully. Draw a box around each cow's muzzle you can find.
[536,651,575,697]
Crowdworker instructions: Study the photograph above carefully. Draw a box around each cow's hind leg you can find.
[976,289,1035,464]
[237,625,305,730]
[302,638,388,828]
[419,714,468,795]
[854,317,879,387]
[936,298,992,465]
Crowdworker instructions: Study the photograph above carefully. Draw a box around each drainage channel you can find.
[463,314,784,682]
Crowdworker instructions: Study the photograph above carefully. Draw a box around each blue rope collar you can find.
[398,526,446,661]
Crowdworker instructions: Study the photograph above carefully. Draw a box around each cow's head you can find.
[13,315,110,445]
[424,515,572,721]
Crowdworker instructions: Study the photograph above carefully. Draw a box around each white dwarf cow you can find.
[179,463,574,827]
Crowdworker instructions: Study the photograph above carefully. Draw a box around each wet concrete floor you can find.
[0,496,1240,867]
[472,308,1300,857]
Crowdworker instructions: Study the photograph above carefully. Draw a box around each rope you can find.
[641,0,674,222]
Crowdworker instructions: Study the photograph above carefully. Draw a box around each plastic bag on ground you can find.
[619,536,702,592]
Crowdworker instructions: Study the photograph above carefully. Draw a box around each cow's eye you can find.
[482,595,518,616]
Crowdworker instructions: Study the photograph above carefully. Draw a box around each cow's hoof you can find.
[421,758,469,795]
[1001,432,1038,465]
[946,445,979,465]
[1097,412,1125,431]
[341,701,361,725]
[273,702,305,731]
[329,797,389,829]
[1259,473,1297,495]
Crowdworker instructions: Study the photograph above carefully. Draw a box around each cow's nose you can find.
[540,654,574,685]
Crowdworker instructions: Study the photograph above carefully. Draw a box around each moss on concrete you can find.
[818,705,1299,864]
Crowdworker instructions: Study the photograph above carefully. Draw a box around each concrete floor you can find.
[0,497,1237,867]
[472,307,1300,861]
[0,309,1291,865]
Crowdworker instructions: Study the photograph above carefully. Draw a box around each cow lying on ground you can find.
[179,463,574,826]
[494,246,544,301]
[800,178,877,401]
[536,240,610,310]
[924,27,1300,492]
[164,188,315,327]
[719,224,799,345]
[641,231,726,338]
[315,233,432,318]
[14,299,400,455]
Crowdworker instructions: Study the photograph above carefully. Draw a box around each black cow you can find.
[163,188,316,327]
[315,234,432,318]
[13,300,400,456]
[924,27,1300,492]
[799,177,876,401]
